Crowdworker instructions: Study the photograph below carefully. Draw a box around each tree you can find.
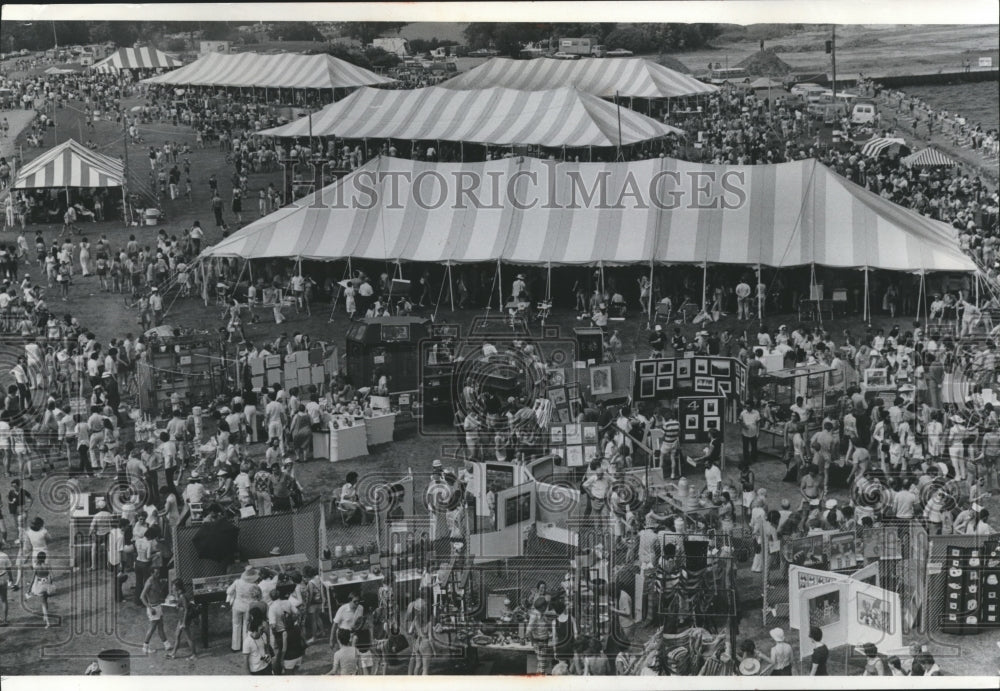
[332,22,408,46]
[276,22,324,42]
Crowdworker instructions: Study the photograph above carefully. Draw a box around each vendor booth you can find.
[345,317,432,393]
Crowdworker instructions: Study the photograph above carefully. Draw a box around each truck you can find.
[558,38,604,58]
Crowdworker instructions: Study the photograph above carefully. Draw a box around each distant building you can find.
[200,40,233,55]
[372,37,411,57]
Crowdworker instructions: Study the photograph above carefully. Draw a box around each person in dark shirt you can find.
[809,626,828,675]
[648,326,666,358]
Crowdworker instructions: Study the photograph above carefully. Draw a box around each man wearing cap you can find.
[648,325,666,359]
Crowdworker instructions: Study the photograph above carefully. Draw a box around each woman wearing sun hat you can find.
[226,566,261,652]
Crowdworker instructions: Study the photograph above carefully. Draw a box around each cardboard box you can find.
[265,355,281,370]
[250,357,265,376]
[296,367,310,385]
[284,363,298,381]
[311,365,324,385]
[251,375,265,389]
[266,369,281,386]
[294,351,309,367]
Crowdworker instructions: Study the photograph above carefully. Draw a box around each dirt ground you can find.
[0,60,999,676]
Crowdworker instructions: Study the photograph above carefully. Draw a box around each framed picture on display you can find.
[685,414,699,430]
[548,369,566,387]
[639,361,657,378]
[550,426,565,445]
[548,386,568,407]
[639,377,655,399]
[551,447,566,462]
[566,383,581,401]
[710,360,731,378]
[657,360,675,376]
[695,359,709,375]
[676,359,692,380]
[656,375,674,391]
[566,445,584,467]
[717,380,732,395]
[694,376,716,393]
[704,399,719,417]
[582,423,598,444]
[704,416,720,431]
[583,445,599,465]
[590,365,613,396]
[565,424,582,445]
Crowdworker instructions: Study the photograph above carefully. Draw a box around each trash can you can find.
[144,208,160,226]
[97,649,130,675]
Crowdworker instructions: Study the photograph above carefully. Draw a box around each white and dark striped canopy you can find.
[92,48,182,72]
[258,86,682,147]
[440,57,718,99]
[141,52,395,90]
[860,136,909,158]
[201,156,974,273]
[901,147,958,168]
[12,139,125,189]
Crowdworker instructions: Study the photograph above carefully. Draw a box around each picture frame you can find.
[656,375,674,391]
[547,386,568,407]
[685,414,700,430]
[639,377,655,399]
[550,425,565,445]
[566,383,580,401]
[638,361,657,378]
[551,447,566,462]
[704,399,719,417]
[582,423,598,444]
[704,416,720,431]
[717,380,732,395]
[547,369,566,387]
[583,445,599,465]
[657,360,675,376]
[590,365,613,396]
[694,376,716,393]
[710,359,731,378]
[676,358,692,380]
[694,358,709,375]
[565,445,584,467]
[564,423,582,445]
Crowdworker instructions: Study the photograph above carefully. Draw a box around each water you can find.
[902,80,1000,131]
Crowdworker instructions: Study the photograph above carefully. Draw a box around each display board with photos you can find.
[633,356,746,403]
[548,421,600,467]
[546,382,582,424]
[677,397,725,443]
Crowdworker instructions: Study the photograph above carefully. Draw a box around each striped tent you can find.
[92,47,182,73]
[860,137,909,158]
[140,52,394,90]
[439,57,717,99]
[200,156,975,273]
[901,147,958,168]
[12,139,125,189]
[258,86,682,147]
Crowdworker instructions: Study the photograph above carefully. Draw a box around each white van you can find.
[851,101,878,125]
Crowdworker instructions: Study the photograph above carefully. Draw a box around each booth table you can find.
[365,412,396,446]
[321,570,384,620]
[314,421,369,462]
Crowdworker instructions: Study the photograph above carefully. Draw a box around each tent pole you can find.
[496,259,503,312]
[811,262,822,326]
[348,256,353,281]
[546,263,552,302]
[757,263,763,321]
[701,261,708,313]
[460,141,464,162]
[589,145,593,163]
[916,270,925,322]
[863,267,870,324]
[647,260,655,328]
[599,262,606,303]
[448,263,455,312]
[975,271,980,305]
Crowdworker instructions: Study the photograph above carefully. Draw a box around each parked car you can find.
[850,101,878,125]
[553,51,581,60]
[606,48,634,57]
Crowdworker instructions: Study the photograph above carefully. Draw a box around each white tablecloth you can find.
[365,413,396,446]
[314,423,369,462]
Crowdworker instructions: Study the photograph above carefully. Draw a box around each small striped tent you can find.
[13,139,125,189]
[901,147,958,168]
[258,86,683,148]
[860,137,909,158]
[92,47,182,73]
[440,57,717,99]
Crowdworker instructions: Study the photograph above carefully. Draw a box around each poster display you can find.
[677,397,725,443]
[789,561,879,630]
[633,356,747,402]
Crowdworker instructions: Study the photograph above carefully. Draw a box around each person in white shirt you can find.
[735,280,752,320]
[149,288,164,326]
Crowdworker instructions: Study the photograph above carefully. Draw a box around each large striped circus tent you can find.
[258,86,683,148]
[92,47,182,73]
[200,156,975,274]
[12,139,125,190]
[439,57,718,99]
[141,52,395,90]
